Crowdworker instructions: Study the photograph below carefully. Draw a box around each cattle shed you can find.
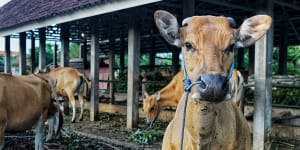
[0,0,299,149]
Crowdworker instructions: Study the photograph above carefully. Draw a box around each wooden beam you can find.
[278,17,288,75]
[4,36,11,73]
[248,46,255,75]
[53,42,58,67]
[39,27,46,69]
[0,0,161,36]
[120,32,125,76]
[60,23,69,67]
[31,33,36,73]
[150,30,155,70]
[83,39,88,69]
[198,0,256,12]
[90,17,99,121]
[237,48,244,70]
[19,32,26,75]
[127,9,140,129]
[109,32,115,104]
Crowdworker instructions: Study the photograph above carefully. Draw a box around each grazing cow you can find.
[154,10,271,149]
[47,67,90,123]
[143,69,245,127]
[0,73,62,150]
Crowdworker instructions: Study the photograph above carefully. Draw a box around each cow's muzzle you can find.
[196,74,229,102]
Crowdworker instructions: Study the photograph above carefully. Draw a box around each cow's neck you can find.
[185,100,235,148]
[157,82,178,110]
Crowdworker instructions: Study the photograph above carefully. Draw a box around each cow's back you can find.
[48,67,81,96]
[0,74,51,132]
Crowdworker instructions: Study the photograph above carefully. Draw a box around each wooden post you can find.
[150,30,155,71]
[60,23,69,67]
[172,48,180,75]
[4,36,11,74]
[90,17,99,121]
[237,48,244,70]
[31,32,36,73]
[278,16,288,75]
[39,27,46,69]
[19,32,26,75]
[253,1,273,149]
[109,32,115,104]
[83,39,88,69]
[127,9,140,129]
[54,42,58,67]
[120,31,125,76]
[248,46,255,75]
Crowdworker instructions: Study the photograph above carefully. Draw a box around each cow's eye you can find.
[184,42,194,51]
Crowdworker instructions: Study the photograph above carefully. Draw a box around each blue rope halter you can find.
[179,49,235,150]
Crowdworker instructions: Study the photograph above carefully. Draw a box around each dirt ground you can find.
[4,109,300,150]
[4,111,167,150]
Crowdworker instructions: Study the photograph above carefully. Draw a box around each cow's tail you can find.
[78,73,90,101]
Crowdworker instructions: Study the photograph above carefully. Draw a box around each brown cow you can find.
[47,67,90,123]
[154,10,271,149]
[143,69,245,126]
[0,73,62,150]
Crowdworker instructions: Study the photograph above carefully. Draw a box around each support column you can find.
[60,23,69,67]
[248,46,255,75]
[172,48,180,75]
[31,32,36,73]
[253,1,273,149]
[53,42,58,67]
[237,48,244,70]
[83,39,88,69]
[39,27,46,69]
[4,36,11,74]
[120,31,125,76]
[127,9,140,129]
[109,32,115,104]
[150,30,155,71]
[90,17,99,121]
[278,16,288,75]
[19,32,26,75]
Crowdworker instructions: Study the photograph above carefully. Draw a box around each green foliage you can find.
[127,128,164,144]
[69,43,80,59]
[245,87,300,106]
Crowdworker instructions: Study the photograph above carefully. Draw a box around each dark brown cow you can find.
[154,10,271,149]
[0,73,62,150]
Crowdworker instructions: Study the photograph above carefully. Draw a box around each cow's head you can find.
[143,91,160,124]
[154,10,271,102]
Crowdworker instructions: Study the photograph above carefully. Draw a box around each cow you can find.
[154,10,271,149]
[143,69,245,127]
[0,73,62,150]
[47,67,90,123]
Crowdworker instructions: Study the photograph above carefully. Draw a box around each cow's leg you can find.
[0,111,7,150]
[46,115,54,142]
[0,124,5,150]
[35,115,45,150]
[78,94,84,121]
[66,90,76,123]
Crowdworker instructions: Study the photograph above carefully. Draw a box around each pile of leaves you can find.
[127,127,164,144]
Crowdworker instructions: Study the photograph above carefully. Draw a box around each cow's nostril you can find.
[198,80,207,92]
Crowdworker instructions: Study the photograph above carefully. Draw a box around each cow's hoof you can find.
[71,119,76,123]
[79,116,83,121]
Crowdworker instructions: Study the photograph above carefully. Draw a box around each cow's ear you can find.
[154,10,182,47]
[235,15,272,48]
